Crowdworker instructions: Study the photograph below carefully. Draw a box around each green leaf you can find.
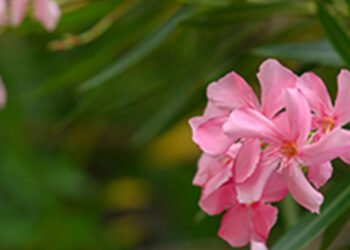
[272,175,350,250]
[78,6,195,92]
[253,40,343,67]
[184,2,315,27]
[318,2,350,67]
[320,207,350,250]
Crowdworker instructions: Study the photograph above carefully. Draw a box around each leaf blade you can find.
[78,6,195,92]
[253,40,343,67]
[272,175,350,250]
[318,2,350,67]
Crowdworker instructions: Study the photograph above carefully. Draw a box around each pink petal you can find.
[226,143,241,158]
[283,161,324,213]
[218,204,251,247]
[251,241,268,250]
[203,102,229,118]
[236,150,279,204]
[0,78,7,108]
[299,128,350,166]
[334,70,350,126]
[207,72,259,110]
[0,0,7,25]
[284,88,311,144]
[235,139,261,183]
[201,163,232,201]
[189,115,232,156]
[298,72,333,117]
[252,203,278,243]
[199,182,235,215]
[10,0,28,26]
[338,129,350,164]
[340,150,350,164]
[258,59,297,118]
[262,172,288,203]
[193,154,220,187]
[223,108,284,144]
[34,0,60,31]
[307,161,333,188]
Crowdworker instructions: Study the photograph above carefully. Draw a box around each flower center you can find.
[280,142,298,158]
[320,116,335,132]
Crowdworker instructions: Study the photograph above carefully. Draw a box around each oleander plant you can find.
[0,0,349,249]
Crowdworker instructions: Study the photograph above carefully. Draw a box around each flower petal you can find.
[218,204,251,247]
[189,115,232,155]
[334,69,350,126]
[235,139,261,183]
[201,163,232,201]
[251,241,268,250]
[283,161,324,213]
[0,77,7,108]
[199,182,235,215]
[223,108,284,144]
[193,154,220,187]
[236,150,279,204]
[252,203,278,243]
[307,161,333,189]
[298,72,333,117]
[204,102,228,117]
[299,128,350,166]
[207,72,259,110]
[258,59,298,118]
[0,0,7,25]
[10,0,28,26]
[340,150,350,164]
[284,88,311,144]
[34,0,60,31]
[262,172,288,203]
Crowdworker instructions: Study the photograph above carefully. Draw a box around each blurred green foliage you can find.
[0,0,349,249]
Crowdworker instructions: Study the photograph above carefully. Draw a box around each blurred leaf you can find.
[272,175,350,250]
[185,1,315,27]
[79,6,195,92]
[320,207,350,250]
[33,1,158,97]
[254,40,343,67]
[318,2,350,66]
[181,0,244,7]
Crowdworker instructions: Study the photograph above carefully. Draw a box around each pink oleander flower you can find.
[298,70,350,165]
[190,59,297,183]
[218,174,286,250]
[224,89,350,213]
[189,59,350,249]
[1,0,60,31]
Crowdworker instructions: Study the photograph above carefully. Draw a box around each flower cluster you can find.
[0,0,60,31]
[189,59,350,250]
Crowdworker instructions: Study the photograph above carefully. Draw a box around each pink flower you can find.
[9,0,60,31]
[218,173,287,250]
[224,88,350,213]
[33,0,61,31]
[0,0,7,25]
[298,70,350,171]
[190,59,298,183]
[190,59,350,249]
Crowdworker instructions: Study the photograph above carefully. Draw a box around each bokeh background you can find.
[0,0,349,249]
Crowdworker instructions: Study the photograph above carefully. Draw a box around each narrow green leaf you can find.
[320,207,350,250]
[184,2,315,27]
[78,6,195,92]
[272,175,350,250]
[318,2,350,66]
[253,40,343,67]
